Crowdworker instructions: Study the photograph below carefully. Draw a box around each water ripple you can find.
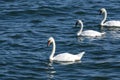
[0,0,120,80]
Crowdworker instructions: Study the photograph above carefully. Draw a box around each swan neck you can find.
[50,39,56,61]
[77,21,83,36]
[101,10,107,25]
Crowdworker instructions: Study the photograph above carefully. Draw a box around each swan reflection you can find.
[47,62,56,80]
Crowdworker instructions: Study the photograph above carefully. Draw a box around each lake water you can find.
[0,0,120,80]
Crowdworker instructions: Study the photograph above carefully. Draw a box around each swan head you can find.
[75,20,82,27]
[100,8,106,14]
[75,20,83,36]
[48,37,54,46]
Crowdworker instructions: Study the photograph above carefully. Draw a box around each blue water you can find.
[0,0,120,80]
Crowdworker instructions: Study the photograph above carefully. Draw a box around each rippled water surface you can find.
[0,0,120,80]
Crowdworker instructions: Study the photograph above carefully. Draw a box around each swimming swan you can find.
[100,8,120,27]
[47,37,85,62]
[75,20,105,37]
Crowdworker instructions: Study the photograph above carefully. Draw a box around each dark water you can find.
[0,0,120,80]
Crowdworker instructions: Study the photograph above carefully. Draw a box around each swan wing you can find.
[53,53,79,62]
[104,21,120,27]
[81,30,102,37]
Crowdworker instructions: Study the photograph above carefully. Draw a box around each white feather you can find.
[100,8,120,27]
[48,37,85,62]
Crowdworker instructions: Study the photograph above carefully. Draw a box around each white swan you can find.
[75,20,105,37]
[100,8,120,27]
[47,37,85,62]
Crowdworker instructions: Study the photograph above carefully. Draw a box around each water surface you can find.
[0,0,120,80]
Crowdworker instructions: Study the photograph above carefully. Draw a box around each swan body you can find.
[75,20,105,37]
[48,37,85,62]
[102,21,120,27]
[53,52,85,62]
[80,30,104,37]
[100,8,120,27]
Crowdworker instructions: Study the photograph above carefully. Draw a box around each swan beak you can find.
[99,10,102,14]
[75,21,78,27]
[47,40,51,47]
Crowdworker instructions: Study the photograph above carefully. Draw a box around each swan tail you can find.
[77,51,85,60]
[101,32,106,35]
